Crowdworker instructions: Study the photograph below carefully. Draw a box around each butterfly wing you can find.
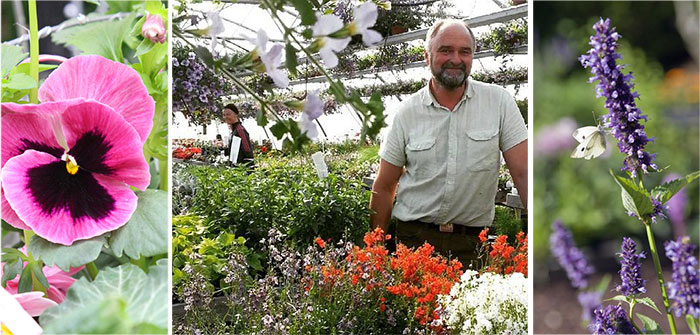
[572,126,600,143]
[570,127,606,159]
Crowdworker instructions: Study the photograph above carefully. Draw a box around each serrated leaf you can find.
[637,296,662,314]
[290,0,317,25]
[636,313,663,334]
[28,235,105,272]
[610,170,653,217]
[52,13,136,62]
[285,43,298,76]
[109,190,168,259]
[651,171,700,204]
[40,260,168,332]
[2,73,37,90]
[1,43,27,78]
[2,257,22,287]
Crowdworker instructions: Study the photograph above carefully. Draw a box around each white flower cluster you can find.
[438,270,527,335]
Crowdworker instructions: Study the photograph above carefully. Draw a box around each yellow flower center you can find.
[2,322,13,335]
[347,22,358,36]
[62,153,79,175]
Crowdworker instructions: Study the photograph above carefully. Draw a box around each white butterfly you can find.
[570,125,607,159]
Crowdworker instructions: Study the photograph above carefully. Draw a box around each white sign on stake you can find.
[311,151,329,178]
[230,136,241,164]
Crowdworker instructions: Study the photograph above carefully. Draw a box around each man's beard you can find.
[432,60,468,89]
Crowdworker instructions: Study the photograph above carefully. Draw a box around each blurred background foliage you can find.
[533,1,699,278]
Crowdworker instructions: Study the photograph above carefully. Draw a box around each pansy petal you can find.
[2,151,138,245]
[354,2,378,29]
[12,291,57,316]
[1,102,66,167]
[2,187,30,230]
[0,287,43,335]
[60,100,150,190]
[38,55,154,145]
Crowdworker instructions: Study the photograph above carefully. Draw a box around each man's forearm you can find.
[513,174,527,209]
[370,188,394,233]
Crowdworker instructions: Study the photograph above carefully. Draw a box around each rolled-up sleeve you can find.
[499,91,528,152]
[379,111,406,167]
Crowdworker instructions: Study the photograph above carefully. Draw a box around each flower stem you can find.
[629,301,642,334]
[86,262,99,281]
[159,158,168,191]
[644,221,677,334]
[28,0,39,104]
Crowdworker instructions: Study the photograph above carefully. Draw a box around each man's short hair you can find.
[224,103,239,115]
[425,19,476,53]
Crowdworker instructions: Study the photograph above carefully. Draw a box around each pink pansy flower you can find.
[1,247,83,304]
[1,55,153,245]
[141,14,167,44]
[0,287,47,335]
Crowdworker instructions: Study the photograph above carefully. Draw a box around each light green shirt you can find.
[379,79,527,227]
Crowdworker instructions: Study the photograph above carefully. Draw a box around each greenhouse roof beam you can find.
[288,45,527,85]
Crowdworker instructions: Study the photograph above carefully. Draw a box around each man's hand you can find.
[370,159,403,233]
[503,140,528,208]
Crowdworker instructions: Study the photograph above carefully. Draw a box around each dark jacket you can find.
[225,122,254,164]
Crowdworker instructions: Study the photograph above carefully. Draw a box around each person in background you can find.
[369,19,528,266]
[223,103,254,165]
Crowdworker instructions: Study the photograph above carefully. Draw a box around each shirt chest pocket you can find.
[465,129,499,172]
[405,137,437,175]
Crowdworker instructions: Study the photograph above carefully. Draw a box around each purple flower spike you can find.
[664,237,699,318]
[579,18,657,177]
[590,304,638,334]
[616,237,646,296]
[578,291,603,323]
[550,220,595,289]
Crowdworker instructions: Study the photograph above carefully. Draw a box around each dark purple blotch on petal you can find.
[18,139,63,158]
[68,129,115,175]
[27,161,115,221]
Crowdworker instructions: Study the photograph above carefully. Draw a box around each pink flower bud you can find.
[142,14,166,44]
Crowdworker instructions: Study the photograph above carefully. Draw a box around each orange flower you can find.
[479,228,489,243]
[314,237,326,249]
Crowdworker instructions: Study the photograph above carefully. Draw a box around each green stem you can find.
[130,256,149,273]
[645,221,677,334]
[159,158,168,191]
[86,262,99,281]
[629,301,642,334]
[23,230,48,295]
[28,0,39,104]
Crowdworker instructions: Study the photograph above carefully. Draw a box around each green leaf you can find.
[134,38,156,57]
[290,0,317,25]
[607,294,630,303]
[40,260,168,332]
[687,315,699,335]
[194,46,215,69]
[636,313,664,334]
[29,262,50,289]
[256,107,269,127]
[109,190,168,259]
[2,73,37,90]
[9,62,57,77]
[609,170,653,218]
[44,297,132,334]
[52,13,136,62]
[270,121,289,139]
[2,256,23,287]
[637,296,662,314]
[28,235,105,272]
[651,171,700,204]
[593,274,612,294]
[1,43,27,77]
[17,265,33,293]
[285,43,299,77]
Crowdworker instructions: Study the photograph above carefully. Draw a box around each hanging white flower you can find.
[347,2,382,46]
[299,91,324,138]
[206,11,225,52]
[250,29,289,88]
[311,14,351,68]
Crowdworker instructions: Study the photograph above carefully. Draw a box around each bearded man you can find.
[369,19,528,266]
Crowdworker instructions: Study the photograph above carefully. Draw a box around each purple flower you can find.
[664,237,699,318]
[590,304,638,334]
[579,18,657,177]
[578,291,603,323]
[663,173,687,238]
[616,237,646,296]
[550,220,595,289]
